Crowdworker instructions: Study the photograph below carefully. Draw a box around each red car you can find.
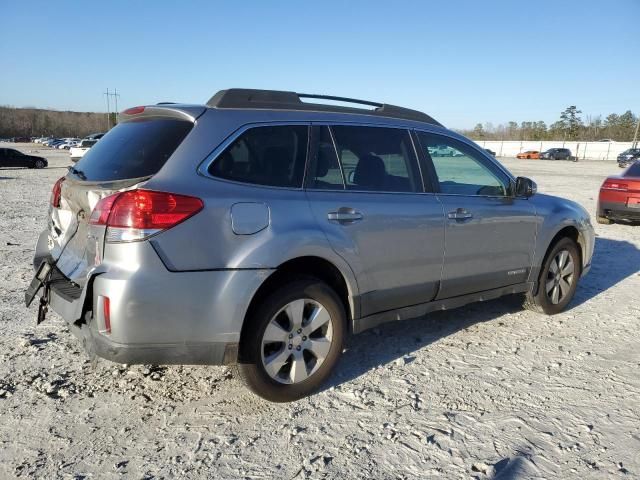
[597,161,640,224]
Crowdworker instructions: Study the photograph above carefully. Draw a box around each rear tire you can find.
[596,215,613,225]
[238,278,346,402]
[523,237,581,315]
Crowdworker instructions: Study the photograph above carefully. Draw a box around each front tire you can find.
[524,237,581,315]
[238,278,346,402]
[34,159,46,169]
[596,215,613,225]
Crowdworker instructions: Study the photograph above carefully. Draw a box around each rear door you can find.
[414,131,537,299]
[48,110,199,287]
[305,125,445,318]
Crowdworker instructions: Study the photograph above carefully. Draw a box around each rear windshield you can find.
[72,118,192,181]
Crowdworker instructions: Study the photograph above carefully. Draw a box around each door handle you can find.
[328,207,363,223]
[447,208,473,220]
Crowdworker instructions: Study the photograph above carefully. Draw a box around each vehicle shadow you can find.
[325,236,639,390]
[325,295,524,391]
[570,236,640,308]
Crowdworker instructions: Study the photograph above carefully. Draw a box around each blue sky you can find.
[1,0,638,129]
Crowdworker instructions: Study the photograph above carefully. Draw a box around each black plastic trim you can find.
[207,88,442,126]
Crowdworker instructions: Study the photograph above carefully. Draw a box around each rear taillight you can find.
[601,180,628,191]
[51,177,65,208]
[90,189,203,242]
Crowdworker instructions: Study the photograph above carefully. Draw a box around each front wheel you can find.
[524,237,581,315]
[238,279,346,402]
[33,159,46,169]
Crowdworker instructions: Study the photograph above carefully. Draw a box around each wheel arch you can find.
[240,255,359,350]
[546,225,584,270]
[532,224,585,295]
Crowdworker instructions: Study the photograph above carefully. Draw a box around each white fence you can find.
[475,140,633,161]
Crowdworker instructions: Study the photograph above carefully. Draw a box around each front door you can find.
[305,125,445,317]
[414,131,537,299]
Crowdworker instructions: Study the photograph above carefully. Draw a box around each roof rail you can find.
[206,89,442,126]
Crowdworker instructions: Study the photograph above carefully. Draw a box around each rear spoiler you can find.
[118,104,206,124]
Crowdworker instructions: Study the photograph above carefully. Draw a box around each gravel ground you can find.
[0,143,638,479]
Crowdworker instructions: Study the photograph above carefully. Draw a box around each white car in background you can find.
[69,139,98,162]
[57,138,81,149]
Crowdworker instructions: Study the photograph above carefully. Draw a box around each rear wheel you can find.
[596,215,613,225]
[238,278,346,402]
[524,237,581,315]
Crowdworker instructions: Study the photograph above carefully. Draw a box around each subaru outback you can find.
[26,89,595,402]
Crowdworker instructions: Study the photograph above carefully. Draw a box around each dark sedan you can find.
[0,148,48,169]
[540,148,573,160]
[617,148,640,168]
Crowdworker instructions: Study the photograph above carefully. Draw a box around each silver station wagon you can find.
[26,89,595,402]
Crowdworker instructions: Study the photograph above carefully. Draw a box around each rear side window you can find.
[73,118,192,181]
[209,125,308,188]
[330,126,420,193]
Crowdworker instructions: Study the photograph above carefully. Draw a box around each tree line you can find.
[0,106,112,139]
[459,106,638,142]
[1,104,637,143]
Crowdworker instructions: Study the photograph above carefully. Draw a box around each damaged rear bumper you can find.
[66,318,238,365]
[28,238,271,366]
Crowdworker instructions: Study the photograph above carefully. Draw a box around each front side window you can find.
[209,125,308,188]
[416,132,509,196]
[330,126,420,193]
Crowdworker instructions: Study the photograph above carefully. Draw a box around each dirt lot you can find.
[0,143,638,479]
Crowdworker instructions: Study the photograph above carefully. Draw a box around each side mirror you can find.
[515,176,537,197]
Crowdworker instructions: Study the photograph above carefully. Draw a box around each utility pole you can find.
[104,88,111,130]
[633,114,640,149]
[103,88,121,130]
[113,88,121,116]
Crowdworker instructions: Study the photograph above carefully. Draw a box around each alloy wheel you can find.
[545,249,575,304]
[261,299,333,384]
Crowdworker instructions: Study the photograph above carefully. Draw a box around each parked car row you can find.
[516,148,574,161]
[34,133,104,162]
[0,136,32,143]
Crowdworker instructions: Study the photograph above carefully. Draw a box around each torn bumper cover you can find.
[24,249,265,366]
